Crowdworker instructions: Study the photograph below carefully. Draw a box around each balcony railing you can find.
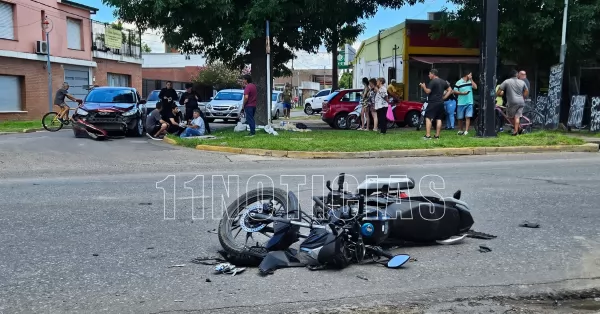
[91,21,142,59]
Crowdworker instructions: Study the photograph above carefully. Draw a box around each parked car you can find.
[204,89,244,122]
[321,89,423,129]
[72,86,147,138]
[145,89,185,115]
[304,88,332,115]
[272,91,283,120]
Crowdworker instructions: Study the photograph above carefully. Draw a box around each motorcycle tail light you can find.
[399,192,408,198]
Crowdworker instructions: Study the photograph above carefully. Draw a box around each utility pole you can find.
[392,45,399,80]
[43,16,53,112]
[559,0,569,63]
[476,0,499,137]
[266,20,272,123]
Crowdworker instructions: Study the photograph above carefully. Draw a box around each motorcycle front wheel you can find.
[217,187,298,266]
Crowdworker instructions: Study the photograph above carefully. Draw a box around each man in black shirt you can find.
[179,83,211,134]
[419,69,451,140]
[158,81,179,101]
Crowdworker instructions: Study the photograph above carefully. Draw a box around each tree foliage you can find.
[192,62,249,90]
[432,0,600,70]
[339,72,353,89]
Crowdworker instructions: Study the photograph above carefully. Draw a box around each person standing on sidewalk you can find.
[443,80,457,130]
[358,77,370,130]
[497,70,529,136]
[419,69,449,140]
[454,71,477,135]
[374,77,389,134]
[282,83,293,119]
[241,74,257,136]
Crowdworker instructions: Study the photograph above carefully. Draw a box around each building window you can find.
[0,1,15,40]
[67,18,82,50]
[0,75,22,111]
[108,73,130,87]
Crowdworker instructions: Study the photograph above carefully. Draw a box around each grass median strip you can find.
[169,128,585,152]
[0,120,42,132]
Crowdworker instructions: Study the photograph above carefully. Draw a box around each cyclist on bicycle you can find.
[54,82,82,123]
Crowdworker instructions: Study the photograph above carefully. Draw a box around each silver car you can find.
[145,89,185,115]
[205,89,283,122]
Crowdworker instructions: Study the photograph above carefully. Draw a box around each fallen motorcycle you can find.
[217,173,484,274]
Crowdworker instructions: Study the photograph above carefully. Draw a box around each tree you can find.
[431,0,600,72]
[193,62,246,90]
[142,43,151,53]
[339,71,352,89]
[102,0,423,125]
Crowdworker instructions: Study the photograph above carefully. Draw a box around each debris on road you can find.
[168,264,186,268]
[205,278,212,282]
[191,255,226,265]
[519,221,540,228]
[214,263,246,276]
[478,245,492,253]
[356,275,369,281]
[139,202,152,205]
[466,230,497,240]
[92,253,99,256]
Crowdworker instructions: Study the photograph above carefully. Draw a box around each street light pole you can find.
[43,16,53,112]
[559,0,569,63]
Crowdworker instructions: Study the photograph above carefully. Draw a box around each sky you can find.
[82,0,456,69]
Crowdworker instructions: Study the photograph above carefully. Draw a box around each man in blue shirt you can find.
[453,71,478,135]
[180,109,206,138]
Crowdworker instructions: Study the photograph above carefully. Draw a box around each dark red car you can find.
[321,89,423,129]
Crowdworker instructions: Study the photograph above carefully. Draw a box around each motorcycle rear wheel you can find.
[217,187,297,266]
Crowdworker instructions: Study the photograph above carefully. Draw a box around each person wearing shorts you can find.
[497,70,529,136]
[454,71,477,135]
[420,69,450,140]
[53,82,81,123]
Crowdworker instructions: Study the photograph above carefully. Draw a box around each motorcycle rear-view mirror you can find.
[453,190,461,200]
[387,254,410,268]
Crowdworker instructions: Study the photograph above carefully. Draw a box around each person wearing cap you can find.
[241,74,257,136]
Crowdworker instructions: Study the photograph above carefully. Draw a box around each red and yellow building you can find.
[352,17,480,102]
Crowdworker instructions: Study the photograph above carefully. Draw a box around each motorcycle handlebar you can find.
[312,196,328,210]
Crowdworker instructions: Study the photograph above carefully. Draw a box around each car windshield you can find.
[214,92,243,101]
[325,92,339,101]
[86,88,136,103]
[147,90,160,101]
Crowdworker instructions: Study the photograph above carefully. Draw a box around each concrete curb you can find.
[0,128,45,135]
[162,138,599,159]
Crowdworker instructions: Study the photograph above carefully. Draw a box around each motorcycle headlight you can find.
[122,108,137,116]
[75,108,88,116]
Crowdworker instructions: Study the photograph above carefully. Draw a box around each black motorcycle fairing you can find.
[258,249,304,275]
[264,191,302,251]
[385,201,464,243]
[298,228,351,269]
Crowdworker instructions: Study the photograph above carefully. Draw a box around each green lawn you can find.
[0,120,42,132]
[170,128,585,152]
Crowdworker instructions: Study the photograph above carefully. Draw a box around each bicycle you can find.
[473,104,544,134]
[42,100,83,132]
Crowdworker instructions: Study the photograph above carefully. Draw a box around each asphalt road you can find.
[1,131,600,313]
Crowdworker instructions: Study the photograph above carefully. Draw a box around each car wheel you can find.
[387,120,396,129]
[128,118,144,137]
[334,113,349,129]
[405,111,420,127]
[304,104,313,115]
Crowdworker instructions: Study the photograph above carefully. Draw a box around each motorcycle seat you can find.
[357,177,415,195]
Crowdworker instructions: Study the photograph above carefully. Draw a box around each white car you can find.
[204,89,284,122]
[303,89,332,115]
[144,89,185,115]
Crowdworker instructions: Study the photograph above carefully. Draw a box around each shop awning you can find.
[410,56,480,64]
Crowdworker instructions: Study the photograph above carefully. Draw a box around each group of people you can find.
[357,77,403,134]
[420,68,530,139]
[145,81,212,140]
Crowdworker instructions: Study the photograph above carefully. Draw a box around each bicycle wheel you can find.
[42,112,64,132]
[521,110,545,133]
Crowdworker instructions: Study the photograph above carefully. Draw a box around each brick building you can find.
[274,69,333,103]
[0,0,142,120]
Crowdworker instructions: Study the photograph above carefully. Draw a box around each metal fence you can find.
[91,21,142,59]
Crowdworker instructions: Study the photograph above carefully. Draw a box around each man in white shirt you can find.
[180,109,206,137]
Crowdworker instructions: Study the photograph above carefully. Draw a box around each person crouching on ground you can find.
[180,109,206,138]
[145,101,168,140]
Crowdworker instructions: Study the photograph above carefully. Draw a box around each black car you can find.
[72,86,147,138]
